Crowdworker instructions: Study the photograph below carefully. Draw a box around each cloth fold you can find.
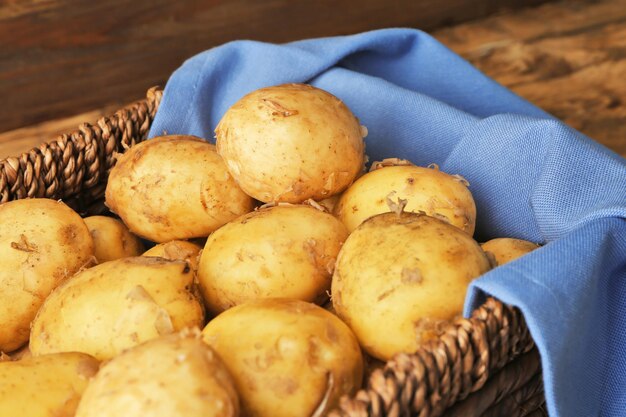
[148,28,626,417]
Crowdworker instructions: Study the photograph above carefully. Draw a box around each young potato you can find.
[332,212,491,361]
[0,198,94,352]
[481,238,540,266]
[84,215,145,263]
[75,333,239,417]
[0,352,99,417]
[216,84,366,203]
[197,205,348,315]
[335,164,476,235]
[30,257,204,360]
[143,240,202,271]
[105,135,254,243]
[202,299,363,417]
[8,344,32,361]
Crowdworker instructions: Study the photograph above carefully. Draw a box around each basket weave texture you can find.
[0,88,546,417]
[0,88,162,215]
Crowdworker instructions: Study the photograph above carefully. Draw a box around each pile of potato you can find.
[0,84,540,417]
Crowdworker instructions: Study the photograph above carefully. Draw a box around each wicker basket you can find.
[0,88,547,417]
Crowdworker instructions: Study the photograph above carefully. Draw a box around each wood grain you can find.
[0,0,549,133]
[434,0,626,157]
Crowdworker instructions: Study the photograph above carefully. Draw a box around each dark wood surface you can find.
[0,0,549,133]
[435,0,626,157]
[1,0,625,160]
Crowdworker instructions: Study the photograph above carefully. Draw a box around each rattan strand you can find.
[522,405,550,417]
[480,375,545,417]
[0,88,162,214]
[328,298,540,417]
[445,349,542,416]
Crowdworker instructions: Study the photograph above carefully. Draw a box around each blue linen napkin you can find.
[148,28,626,417]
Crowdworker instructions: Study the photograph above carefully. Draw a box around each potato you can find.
[30,257,204,360]
[198,205,348,314]
[143,240,202,271]
[481,238,540,266]
[105,135,254,242]
[75,333,238,417]
[202,298,363,417]
[84,215,144,263]
[0,198,94,352]
[335,164,476,234]
[332,212,491,361]
[216,84,366,203]
[0,352,99,417]
[8,344,32,361]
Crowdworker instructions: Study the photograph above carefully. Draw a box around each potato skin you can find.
[8,344,31,361]
[481,238,540,266]
[105,135,254,242]
[202,299,363,417]
[75,334,239,417]
[0,199,94,352]
[332,212,491,361]
[335,165,476,234]
[0,352,99,417]
[84,216,144,263]
[316,194,341,214]
[216,84,365,203]
[198,205,348,314]
[143,240,202,271]
[30,257,204,360]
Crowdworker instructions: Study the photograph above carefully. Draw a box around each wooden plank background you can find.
[0,0,549,133]
[435,0,626,157]
[1,0,626,160]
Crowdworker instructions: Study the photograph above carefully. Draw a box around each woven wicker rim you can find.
[0,88,544,416]
[0,87,162,214]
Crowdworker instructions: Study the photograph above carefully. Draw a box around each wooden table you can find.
[435,0,626,158]
[1,0,625,159]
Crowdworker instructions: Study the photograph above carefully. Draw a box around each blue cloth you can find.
[149,29,626,416]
